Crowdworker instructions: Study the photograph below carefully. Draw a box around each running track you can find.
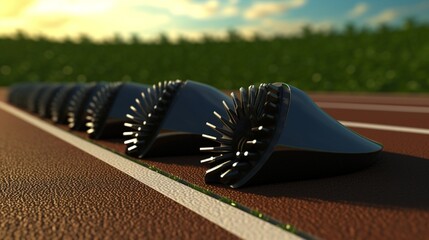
[1,88,428,239]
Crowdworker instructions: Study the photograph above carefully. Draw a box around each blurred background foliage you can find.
[0,19,428,92]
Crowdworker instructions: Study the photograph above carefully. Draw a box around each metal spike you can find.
[248,85,256,109]
[200,146,232,153]
[157,81,163,96]
[201,156,216,164]
[210,153,235,164]
[243,151,257,158]
[239,87,248,115]
[127,145,137,152]
[267,84,278,91]
[232,161,250,169]
[246,139,265,147]
[130,105,146,118]
[220,169,240,183]
[206,122,234,137]
[153,104,164,112]
[267,91,279,103]
[202,134,217,141]
[264,102,277,111]
[146,112,159,120]
[213,111,235,131]
[126,116,141,124]
[202,134,232,145]
[124,122,137,128]
[142,120,155,126]
[150,87,159,106]
[124,138,138,145]
[140,92,151,110]
[206,160,234,174]
[255,86,267,117]
[251,125,272,135]
[262,113,275,122]
[158,97,169,105]
[162,89,172,98]
[230,92,241,112]
[200,147,215,152]
[222,100,238,124]
[145,88,153,107]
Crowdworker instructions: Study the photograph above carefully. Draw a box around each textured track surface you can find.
[0,103,237,239]
[1,88,428,239]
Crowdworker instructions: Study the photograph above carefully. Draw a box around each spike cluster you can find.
[27,85,47,113]
[200,83,283,187]
[51,85,72,123]
[8,84,34,109]
[67,86,89,129]
[124,80,182,158]
[86,83,121,137]
[37,85,62,118]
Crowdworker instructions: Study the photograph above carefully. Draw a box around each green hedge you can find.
[1,21,429,92]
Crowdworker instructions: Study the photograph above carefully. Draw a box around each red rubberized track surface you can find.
[1,88,428,239]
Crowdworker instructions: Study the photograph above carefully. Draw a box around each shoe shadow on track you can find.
[239,151,429,210]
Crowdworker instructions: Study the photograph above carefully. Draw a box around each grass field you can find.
[1,20,428,92]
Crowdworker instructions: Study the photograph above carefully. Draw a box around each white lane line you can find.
[0,101,301,240]
[340,121,429,135]
[317,102,429,113]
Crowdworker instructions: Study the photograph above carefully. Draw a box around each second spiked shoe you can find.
[123,80,231,158]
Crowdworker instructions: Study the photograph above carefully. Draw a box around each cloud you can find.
[136,0,238,19]
[244,0,306,20]
[0,0,238,41]
[155,18,332,42]
[0,0,170,40]
[0,0,240,42]
[26,0,116,15]
[348,3,368,18]
[366,1,429,26]
[0,0,35,17]
[222,5,239,17]
[168,0,220,19]
[368,9,398,25]
[0,0,324,42]
[239,18,332,38]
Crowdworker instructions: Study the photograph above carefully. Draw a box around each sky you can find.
[1,0,428,41]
